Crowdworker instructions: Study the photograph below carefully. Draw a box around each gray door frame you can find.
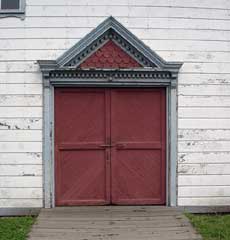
[42,78,178,208]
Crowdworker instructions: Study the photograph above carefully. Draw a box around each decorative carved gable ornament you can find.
[38,16,182,87]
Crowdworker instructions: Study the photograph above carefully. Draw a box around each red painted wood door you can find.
[55,88,166,206]
[111,89,166,205]
[55,88,110,206]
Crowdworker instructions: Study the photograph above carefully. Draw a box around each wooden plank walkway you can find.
[28,206,202,240]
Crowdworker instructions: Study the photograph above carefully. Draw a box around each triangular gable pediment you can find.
[38,16,182,80]
[80,40,142,69]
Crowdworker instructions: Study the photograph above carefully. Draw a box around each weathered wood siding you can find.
[0,0,229,207]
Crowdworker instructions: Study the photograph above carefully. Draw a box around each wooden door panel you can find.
[113,150,163,204]
[111,89,166,205]
[55,88,110,206]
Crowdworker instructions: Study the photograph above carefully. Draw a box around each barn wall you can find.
[0,0,230,207]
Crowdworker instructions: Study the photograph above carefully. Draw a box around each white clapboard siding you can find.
[178,84,230,96]
[178,186,230,197]
[0,62,39,73]
[0,130,42,142]
[179,108,230,119]
[178,175,230,186]
[0,119,42,130]
[178,73,230,85]
[0,96,42,107]
[178,130,230,141]
[159,51,230,63]
[0,142,42,153]
[178,119,230,129]
[178,96,230,107]
[26,0,230,9]
[0,152,42,165]
[0,50,63,62]
[0,72,42,84]
[0,84,42,94]
[27,0,230,9]
[0,165,42,176]
[1,28,230,42]
[0,199,42,208]
[0,107,42,118]
[178,152,230,164]
[178,141,230,152]
[24,6,230,20]
[0,188,42,199]
[0,176,42,187]
[0,17,229,30]
[178,197,230,206]
[178,164,230,175]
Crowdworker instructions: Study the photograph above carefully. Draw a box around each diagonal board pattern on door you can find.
[55,88,166,206]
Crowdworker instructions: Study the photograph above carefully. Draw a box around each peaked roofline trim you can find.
[38,16,182,79]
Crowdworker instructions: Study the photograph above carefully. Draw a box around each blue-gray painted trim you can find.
[0,208,40,216]
[0,0,26,19]
[169,86,178,207]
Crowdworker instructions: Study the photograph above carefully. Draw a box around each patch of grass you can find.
[0,216,36,240]
[186,213,230,240]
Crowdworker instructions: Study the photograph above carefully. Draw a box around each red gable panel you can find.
[80,40,142,69]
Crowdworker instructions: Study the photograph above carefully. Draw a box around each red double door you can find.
[55,88,166,206]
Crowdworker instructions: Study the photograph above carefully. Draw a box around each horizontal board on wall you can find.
[0,165,42,176]
[1,28,230,42]
[180,63,230,74]
[0,188,42,199]
[178,96,230,107]
[0,118,42,130]
[0,142,42,153]
[0,152,42,165]
[0,176,42,187]
[1,38,229,51]
[178,141,230,152]
[178,197,230,206]
[0,130,42,142]
[26,0,230,9]
[1,50,230,64]
[0,72,42,84]
[178,129,230,141]
[0,107,42,118]
[178,163,230,175]
[178,186,230,197]
[160,51,230,63]
[178,108,230,119]
[178,119,230,129]
[0,17,229,31]
[178,175,230,186]
[178,152,230,164]
[0,84,42,94]
[178,84,230,96]
[0,96,42,107]
[0,199,42,208]
[0,62,39,73]
[23,6,230,20]
[178,73,230,85]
